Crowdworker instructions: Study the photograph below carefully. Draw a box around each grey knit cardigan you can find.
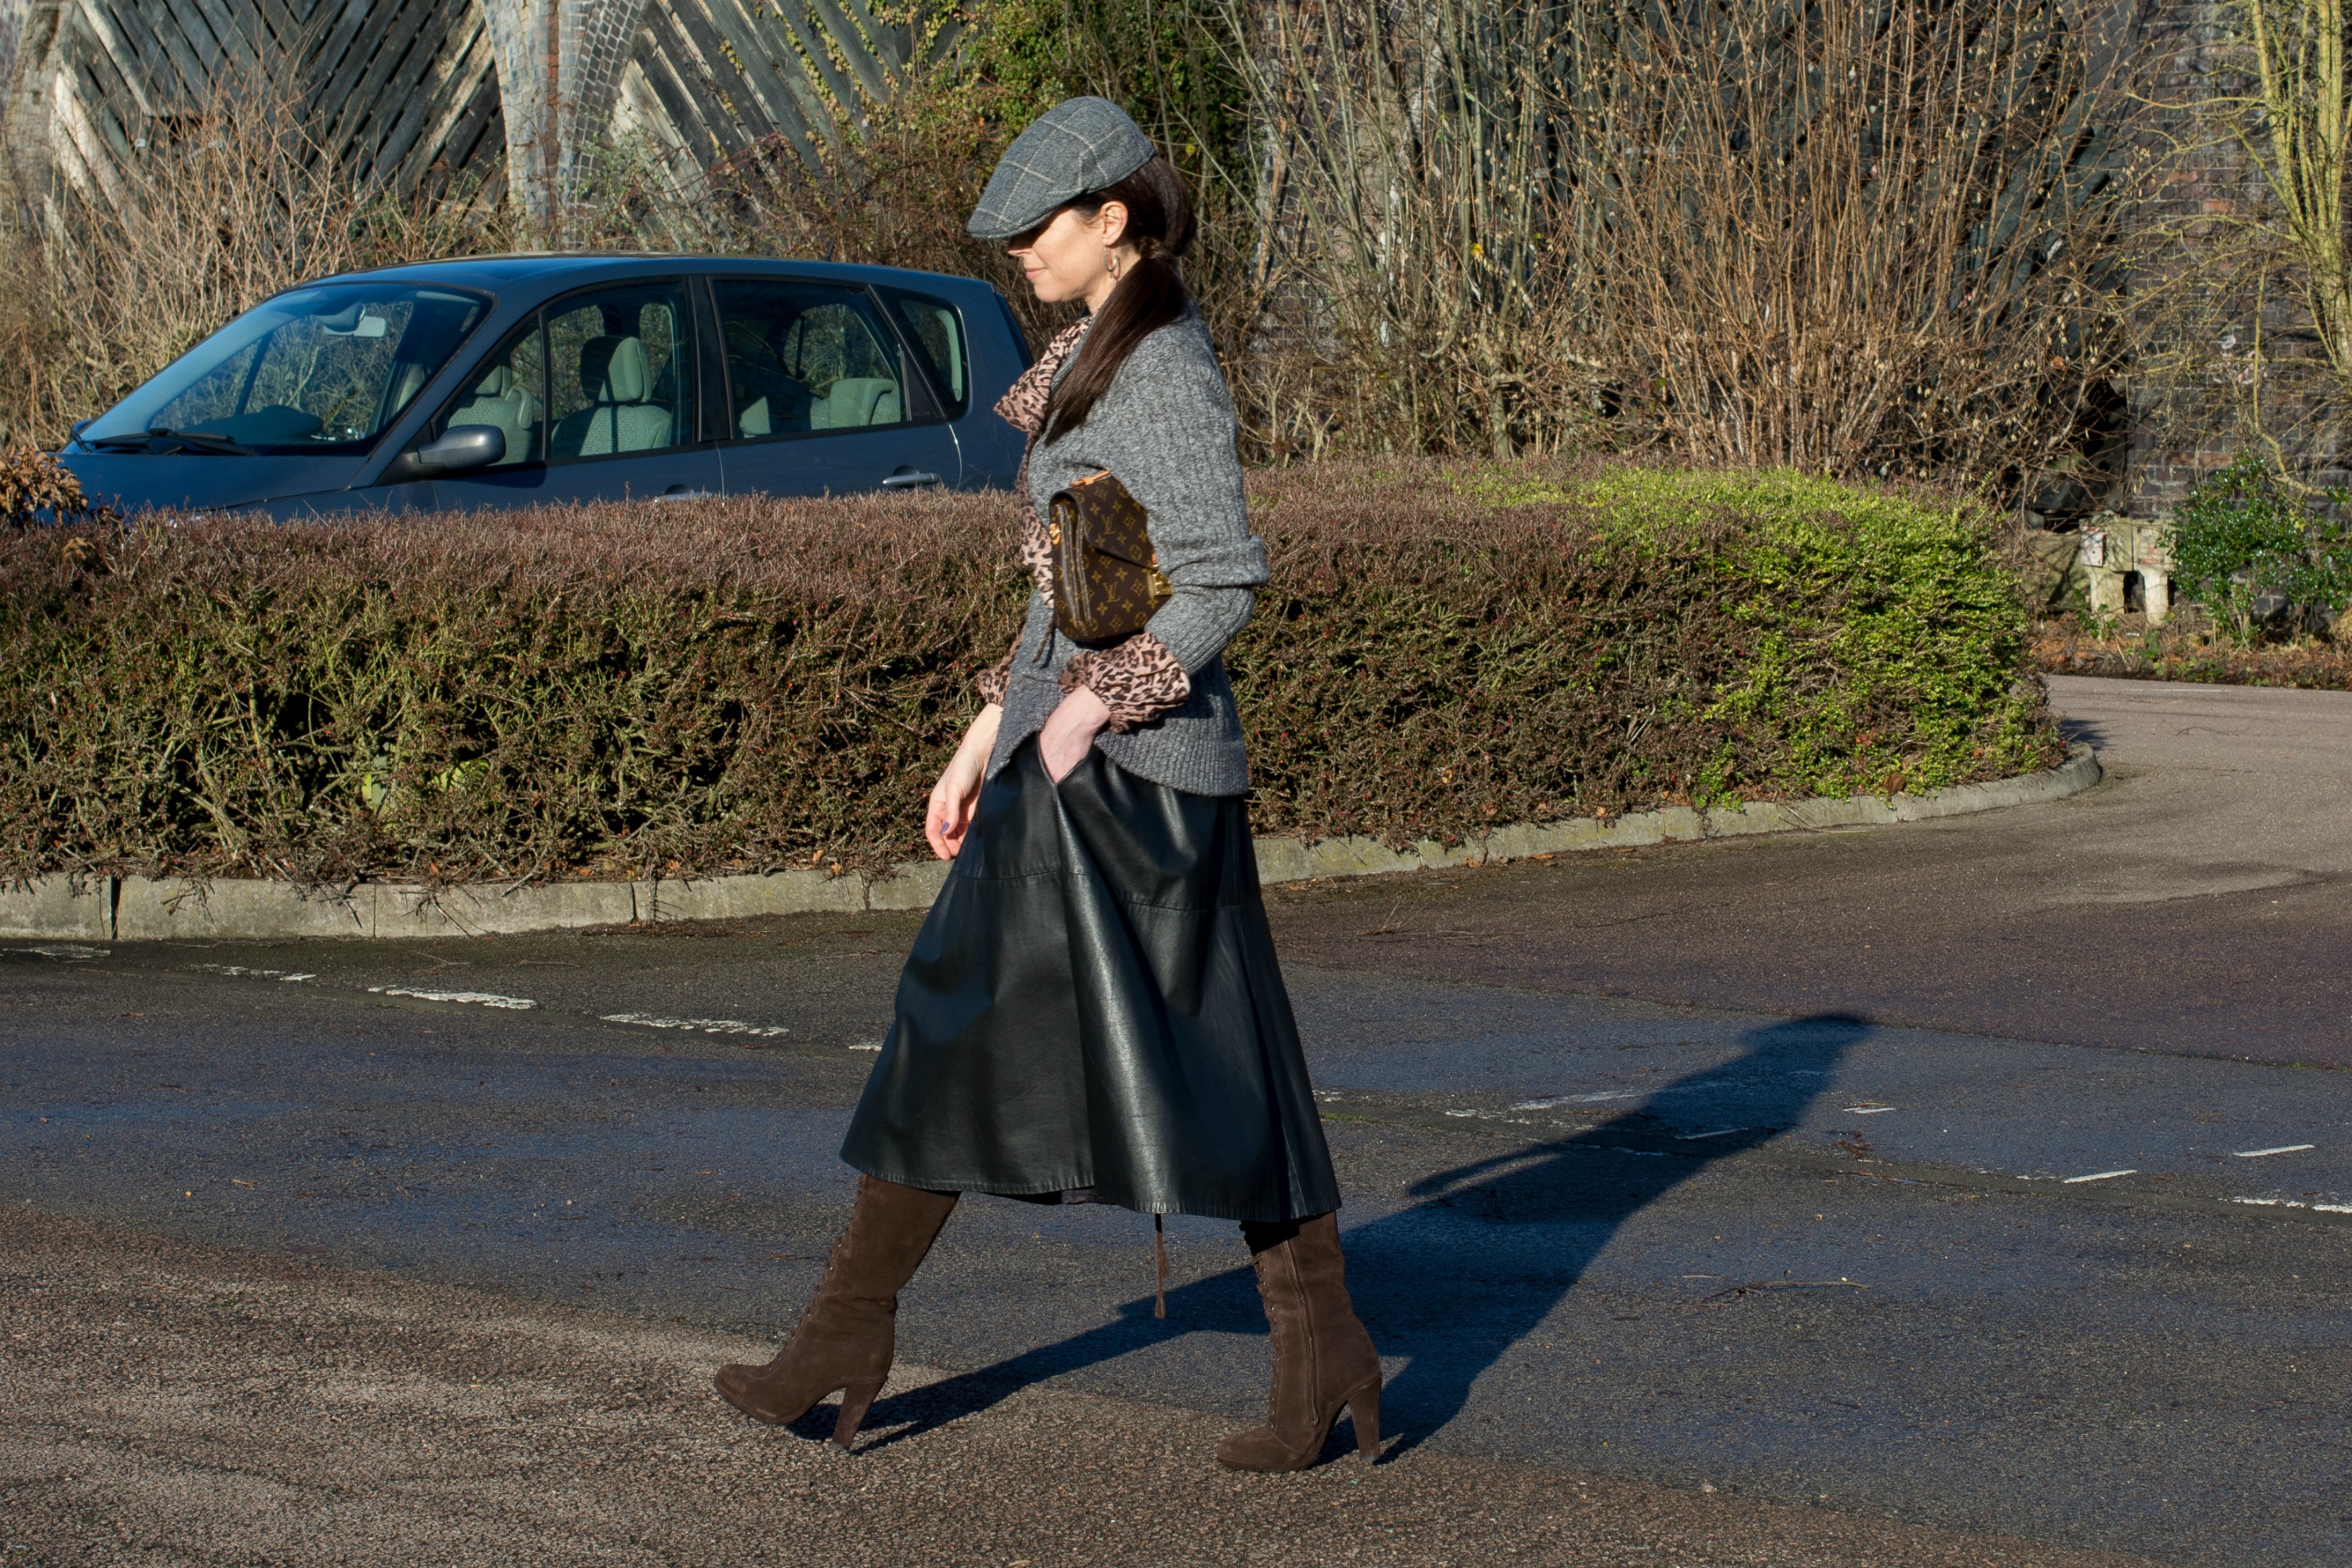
[987,306,1265,797]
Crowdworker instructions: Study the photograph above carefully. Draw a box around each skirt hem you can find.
[842,1157,1339,1224]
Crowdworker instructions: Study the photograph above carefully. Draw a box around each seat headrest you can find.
[579,336,653,405]
[474,365,511,397]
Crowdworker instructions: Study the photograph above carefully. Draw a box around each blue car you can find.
[58,255,1035,517]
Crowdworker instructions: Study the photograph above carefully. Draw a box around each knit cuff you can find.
[1058,632,1192,732]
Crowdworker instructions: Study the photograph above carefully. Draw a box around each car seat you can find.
[448,364,539,464]
[809,377,902,430]
[554,336,674,456]
[737,376,815,438]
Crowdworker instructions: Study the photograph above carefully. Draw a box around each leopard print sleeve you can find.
[1058,632,1192,732]
[975,648,1014,707]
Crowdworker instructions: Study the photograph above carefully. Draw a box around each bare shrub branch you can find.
[1228,0,2141,488]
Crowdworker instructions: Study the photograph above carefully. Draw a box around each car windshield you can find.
[81,283,489,453]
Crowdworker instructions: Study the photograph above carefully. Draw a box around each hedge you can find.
[2,460,2060,886]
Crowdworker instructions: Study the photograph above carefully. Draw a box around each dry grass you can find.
[2032,612,2352,687]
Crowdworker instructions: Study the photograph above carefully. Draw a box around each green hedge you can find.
[1,460,2060,885]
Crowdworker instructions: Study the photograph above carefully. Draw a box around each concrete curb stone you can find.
[0,745,2099,942]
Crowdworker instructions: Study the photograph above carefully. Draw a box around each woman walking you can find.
[713,97,1380,1472]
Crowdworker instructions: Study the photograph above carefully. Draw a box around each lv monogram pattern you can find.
[1050,471,1169,643]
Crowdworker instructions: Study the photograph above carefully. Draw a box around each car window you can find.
[713,280,911,440]
[876,286,968,418]
[434,318,546,466]
[546,282,691,461]
[83,285,486,453]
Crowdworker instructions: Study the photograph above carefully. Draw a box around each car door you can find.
[707,276,961,498]
[424,278,721,510]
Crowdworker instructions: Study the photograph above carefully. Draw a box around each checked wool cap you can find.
[968,97,1158,241]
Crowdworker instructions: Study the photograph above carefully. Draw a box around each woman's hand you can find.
[927,704,1004,861]
[1040,687,1112,783]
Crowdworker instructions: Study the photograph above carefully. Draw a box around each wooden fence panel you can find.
[12,0,955,215]
[16,0,505,201]
[619,0,957,175]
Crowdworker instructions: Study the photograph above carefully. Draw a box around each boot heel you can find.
[833,1380,883,1450]
[1346,1380,1382,1457]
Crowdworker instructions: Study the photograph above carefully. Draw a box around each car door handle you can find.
[880,471,942,489]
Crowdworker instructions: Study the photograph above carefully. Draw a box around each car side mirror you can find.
[415,425,505,472]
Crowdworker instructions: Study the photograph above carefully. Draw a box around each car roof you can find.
[315,252,1003,303]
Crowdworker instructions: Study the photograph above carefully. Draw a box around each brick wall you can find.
[2121,0,2352,517]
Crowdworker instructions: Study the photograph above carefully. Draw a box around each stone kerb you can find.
[0,747,2100,943]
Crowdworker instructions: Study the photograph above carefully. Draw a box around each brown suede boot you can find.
[713,1174,958,1446]
[1216,1212,1382,1471]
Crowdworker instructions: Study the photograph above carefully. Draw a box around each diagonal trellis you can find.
[616,0,963,172]
[3,0,957,222]
[6,0,505,202]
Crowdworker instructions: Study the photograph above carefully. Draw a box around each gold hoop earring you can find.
[1105,248,1121,281]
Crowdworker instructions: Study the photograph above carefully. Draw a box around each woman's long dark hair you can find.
[1039,154,1196,441]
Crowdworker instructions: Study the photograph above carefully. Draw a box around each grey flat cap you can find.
[968,97,1156,241]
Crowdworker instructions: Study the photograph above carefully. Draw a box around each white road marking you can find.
[2230,1196,2352,1214]
[1677,1127,1754,1141]
[2233,1144,2315,1158]
[848,1042,883,1052]
[601,1012,790,1038]
[2062,1169,2137,1184]
[1512,1091,1637,1110]
[13,944,107,960]
[192,964,316,982]
[367,986,536,1011]
[1842,1105,1897,1114]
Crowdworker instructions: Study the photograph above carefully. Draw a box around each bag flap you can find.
[1065,470,1156,568]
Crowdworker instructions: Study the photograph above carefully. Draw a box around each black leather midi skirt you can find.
[838,739,1341,1222]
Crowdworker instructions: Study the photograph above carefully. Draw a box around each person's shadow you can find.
[818,1012,1870,1461]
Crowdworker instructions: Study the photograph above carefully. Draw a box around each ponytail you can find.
[1040,154,1196,441]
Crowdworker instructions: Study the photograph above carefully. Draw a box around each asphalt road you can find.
[2,1211,2163,1568]
[4,675,2348,1566]
[1269,673,2352,1066]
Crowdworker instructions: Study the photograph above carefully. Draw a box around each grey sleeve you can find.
[1083,322,1266,673]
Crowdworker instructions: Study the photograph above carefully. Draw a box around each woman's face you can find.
[1009,202,1133,307]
